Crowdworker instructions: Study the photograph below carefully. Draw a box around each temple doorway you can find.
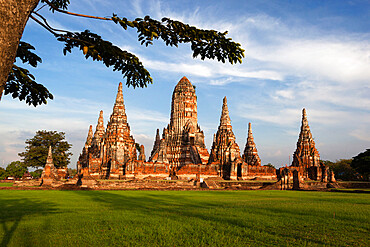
[237,163,242,178]
[105,160,112,179]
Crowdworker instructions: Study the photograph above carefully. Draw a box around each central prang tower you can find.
[149,76,209,166]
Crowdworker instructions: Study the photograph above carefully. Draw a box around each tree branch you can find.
[30,15,60,36]
[32,12,68,33]
[34,4,47,13]
[43,0,111,20]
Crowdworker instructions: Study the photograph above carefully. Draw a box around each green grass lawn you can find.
[0,182,13,187]
[0,190,369,246]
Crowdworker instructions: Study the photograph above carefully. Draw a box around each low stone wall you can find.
[337,182,370,189]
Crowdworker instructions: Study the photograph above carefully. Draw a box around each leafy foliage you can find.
[57,30,152,88]
[135,143,141,152]
[5,65,53,106]
[41,0,70,12]
[30,169,43,179]
[351,149,370,181]
[0,167,6,180]
[19,130,72,168]
[7,2,244,106]
[5,41,53,106]
[323,159,358,181]
[112,15,245,64]
[4,161,28,179]
[16,41,42,67]
[263,163,275,169]
[67,168,77,178]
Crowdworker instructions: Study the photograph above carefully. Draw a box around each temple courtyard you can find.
[0,189,368,246]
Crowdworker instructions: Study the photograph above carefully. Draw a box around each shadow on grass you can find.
[0,198,58,247]
[71,190,345,245]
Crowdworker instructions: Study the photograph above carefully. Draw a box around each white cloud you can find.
[142,58,213,77]
[274,89,295,100]
[210,77,234,86]
[131,0,144,17]
[127,108,169,123]
[249,39,370,84]
[351,127,370,142]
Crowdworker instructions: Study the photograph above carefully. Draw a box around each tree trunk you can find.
[0,0,40,101]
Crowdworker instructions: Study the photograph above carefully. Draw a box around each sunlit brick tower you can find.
[291,108,322,180]
[242,122,275,178]
[149,76,209,168]
[243,122,261,167]
[102,82,137,179]
[77,125,93,174]
[87,110,105,177]
[208,97,242,179]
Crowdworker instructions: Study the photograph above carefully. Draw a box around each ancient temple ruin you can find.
[77,77,276,180]
[77,82,137,179]
[290,108,331,181]
[242,123,275,176]
[41,146,68,185]
[150,76,209,166]
[208,97,242,179]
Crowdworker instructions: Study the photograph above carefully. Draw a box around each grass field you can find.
[0,190,369,246]
[0,182,13,187]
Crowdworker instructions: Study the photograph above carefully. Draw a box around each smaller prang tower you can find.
[208,97,242,179]
[291,108,321,180]
[242,122,261,167]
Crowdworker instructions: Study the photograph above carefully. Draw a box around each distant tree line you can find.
[0,161,77,180]
[1,130,75,180]
[322,149,370,181]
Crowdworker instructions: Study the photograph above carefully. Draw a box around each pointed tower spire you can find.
[46,146,54,168]
[115,82,124,105]
[292,108,321,176]
[301,108,308,128]
[220,96,232,128]
[110,82,127,123]
[85,125,93,147]
[48,146,52,158]
[248,122,253,140]
[243,122,261,166]
[155,129,160,142]
[208,97,240,166]
[92,110,105,145]
[150,129,161,158]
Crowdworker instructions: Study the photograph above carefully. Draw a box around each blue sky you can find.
[1,0,369,168]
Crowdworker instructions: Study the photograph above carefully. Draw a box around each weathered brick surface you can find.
[291,108,322,180]
[149,77,210,172]
[242,123,276,178]
[102,82,137,178]
[208,97,242,179]
[77,78,277,181]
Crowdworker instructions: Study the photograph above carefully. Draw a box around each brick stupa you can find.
[149,76,209,166]
[41,146,58,185]
[291,108,321,179]
[103,82,137,178]
[208,97,242,179]
[77,125,93,174]
[243,123,261,166]
[78,83,137,179]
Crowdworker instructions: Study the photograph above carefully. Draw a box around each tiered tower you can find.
[243,123,261,166]
[41,146,57,180]
[208,97,241,179]
[102,82,137,178]
[291,108,321,179]
[87,110,105,175]
[150,77,209,166]
[77,125,93,173]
